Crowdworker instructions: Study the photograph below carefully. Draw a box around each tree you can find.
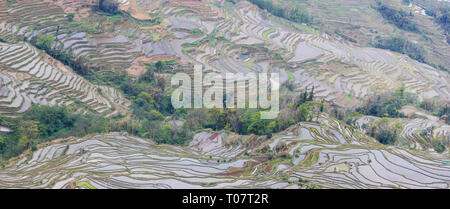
[431,137,446,153]
[308,86,315,101]
[319,99,326,112]
[367,118,403,145]
[158,124,172,144]
[266,121,278,133]
[297,104,309,122]
[99,0,119,14]
[289,8,310,24]
[67,13,75,22]
[376,130,396,145]
[140,67,154,82]
[23,105,75,138]
[247,114,267,135]
[35,34,55,50]
[302,87,308,103]
[16,120,40,149]
[148,110,165,121]
[376,4,419,32]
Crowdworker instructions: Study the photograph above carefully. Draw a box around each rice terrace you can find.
[0,0,449,191]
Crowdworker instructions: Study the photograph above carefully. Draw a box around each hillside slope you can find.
[0,114,448,189]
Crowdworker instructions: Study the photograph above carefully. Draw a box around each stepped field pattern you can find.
[0,0,449,189]
[0,114,448,189]
[0,42,129,117]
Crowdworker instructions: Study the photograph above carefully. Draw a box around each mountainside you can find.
[0,0,449,189]
[1,114,449,189]
[0,42,129,117]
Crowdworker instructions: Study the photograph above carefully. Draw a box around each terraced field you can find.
[0,0,448,190]
[1,0,448,107]
[291,0,450,72]
[355,114,450,151]
[0,0,159,70]
[0,42,129,117]
[209,2,449,106]
[118,0,450,107]
[0,114,448,189]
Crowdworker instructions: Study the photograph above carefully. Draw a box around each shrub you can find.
[98,0,119,15]
[248,0,311,24]
[376,3,419,32]
[67,13,75,22]
[375,36,426,63]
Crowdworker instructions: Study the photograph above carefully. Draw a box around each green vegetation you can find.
[67,19,102,34]
[30,34,94,75]
[422,4,450,44]
[263,29,275,39]
[374,36,426,63]
[182,29,228,51]
[247,0,311,24]
[86,64,174,116]
[67,13,74,22]
[420,99,450,124]
[375,2,419,33]
[0,105,115,160]
[181,87,325,137]
[84,61,196,146]
[356,86,417,118]
[76,182,96,189]
[431,137,447,153]
[191,28,204,36]
[97,0,120,15]
[367,118,404,145]
[435,8,450,44]
[107,14,123,22]
[286,71,294,81]
[34,34,55,50]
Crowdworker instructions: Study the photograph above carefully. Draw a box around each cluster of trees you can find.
[98,0,120,15]
[84,61,186,145]
[0,105,114,160]
[173,87,325,137]
[374,36,426,63]
[125,85,323,146]
[356,86,417,118]
[418,127,447,153]
[137,120,193,145]
[437,9,450,44]
[67,13,75,22]
[88,64,173,117]
[375,1,419,32]
[431,136,447,153]
[247,0,311,24]
[32,34,55,50]
[423,4,449,44]
[366,118,404,145]
[31,33,94,75]
[420,99,450,124]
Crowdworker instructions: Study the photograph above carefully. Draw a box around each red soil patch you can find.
[208,132,219,140]
[264,164,272,173]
